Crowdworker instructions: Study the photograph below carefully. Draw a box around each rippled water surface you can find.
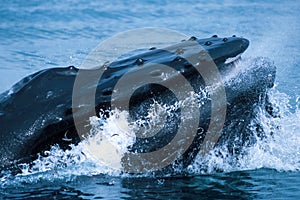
[1,0,300,199]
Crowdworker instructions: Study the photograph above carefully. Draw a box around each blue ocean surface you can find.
[0,0,300,199]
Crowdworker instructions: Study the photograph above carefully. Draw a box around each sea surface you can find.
[1,0,300,199]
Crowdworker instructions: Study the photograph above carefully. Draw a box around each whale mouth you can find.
[224,53,242,64]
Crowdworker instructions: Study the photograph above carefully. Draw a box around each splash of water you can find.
[188,88,300,174]
[1,58,300,186]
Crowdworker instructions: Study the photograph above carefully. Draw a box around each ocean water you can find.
[1,0,300,199]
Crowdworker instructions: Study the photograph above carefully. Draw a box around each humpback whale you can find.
[0,36,276,173]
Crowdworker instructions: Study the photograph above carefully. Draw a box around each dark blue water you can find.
[1,0,300,199]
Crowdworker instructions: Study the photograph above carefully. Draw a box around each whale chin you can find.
[0,36,276,174]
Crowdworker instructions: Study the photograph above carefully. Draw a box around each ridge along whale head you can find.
[105,35,249,72]
[187,35,249,66]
